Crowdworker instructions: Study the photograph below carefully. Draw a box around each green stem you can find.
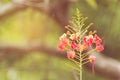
[80,50,82,80]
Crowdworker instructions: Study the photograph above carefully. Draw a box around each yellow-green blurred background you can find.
[0,0,120,80]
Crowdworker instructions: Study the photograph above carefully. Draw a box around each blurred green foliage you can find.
[0,9,61,47]
[86,0,97,9]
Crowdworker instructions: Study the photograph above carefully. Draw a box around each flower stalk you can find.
[80,50,82,80]
[58,9,104,80]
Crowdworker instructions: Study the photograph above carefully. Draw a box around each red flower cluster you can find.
[58,30,104,59]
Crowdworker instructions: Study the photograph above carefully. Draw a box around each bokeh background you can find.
[0,0,120,80]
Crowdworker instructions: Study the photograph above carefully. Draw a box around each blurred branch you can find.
[0,44,66,58]
[0,44,120,79]
[0,0,75,30]
[0,1,27,19]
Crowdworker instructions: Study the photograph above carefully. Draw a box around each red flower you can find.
[61,38,69,46]
[93,34,102,44]
[67,50,75,59]
[83,35,93,46]
[96,44,104,52]
[58,33,69,51]
[89,55,96,63]
[89,55,96,73]
[58,43,66,51]
[71,41,77,49]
